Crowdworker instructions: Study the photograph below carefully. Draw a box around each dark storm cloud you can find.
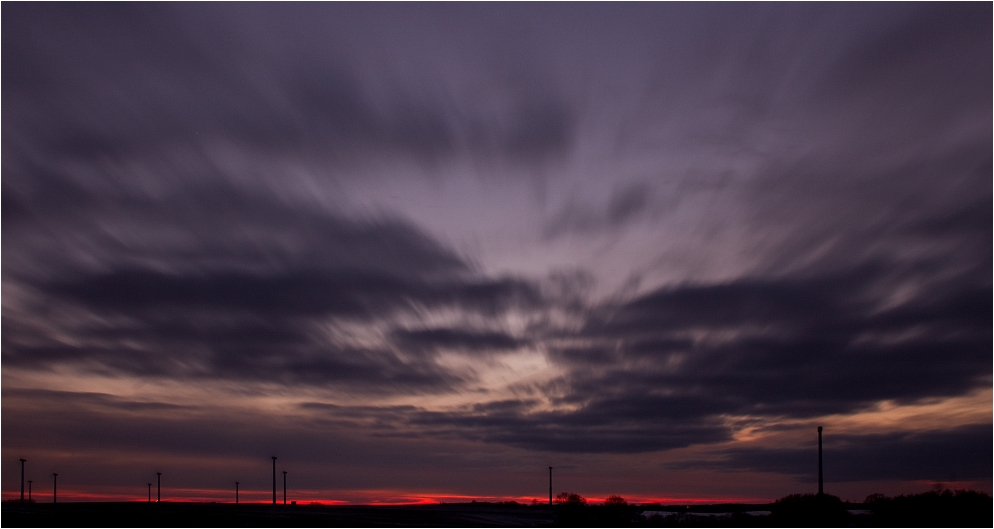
[2,1,990,467]
[2,170,475,284]
[563,265,991,416]
[543,182,654,238]
[400,261,986,453]
[297,395,730,454]
[4,263,542,389]
[2,170,542,391]
[39,265,543,322]
[818,3,990,105]
[671,424,993,482]
[390,328,522,355]
[2,2,576,170]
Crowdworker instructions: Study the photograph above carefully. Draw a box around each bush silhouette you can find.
[555,492,587,505]
[554,492,589,526]
[769,493,848,527]
[598,495,636,525]
[864,488,992,527]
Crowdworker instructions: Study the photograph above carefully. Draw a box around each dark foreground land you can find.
[3,491,992,528]
[5,502,554,527]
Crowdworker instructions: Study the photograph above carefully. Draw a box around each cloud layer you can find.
[3,2,990,499]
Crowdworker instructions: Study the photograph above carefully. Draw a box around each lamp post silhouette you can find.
[283,471,287,505]
[147,483,151,503]
[156,472,161,502]
[235,482,239,504]
[53,474,57,504]
[271,457,277,505]
[548,467,553,506]
[20,459,26,502]
[817,426,824,496]
[28,481,33,502]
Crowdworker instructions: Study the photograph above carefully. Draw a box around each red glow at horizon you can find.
[1,488,771,505]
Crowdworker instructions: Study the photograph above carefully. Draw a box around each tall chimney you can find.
[272,457,277,505]
[548,467,553,505]
[20,459,26,502]
[817,426,824,496]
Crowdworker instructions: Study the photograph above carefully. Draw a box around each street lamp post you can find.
[20,459,26,502]
[271,457,277,505]
[817,426,824,496]
[548,467,553,506]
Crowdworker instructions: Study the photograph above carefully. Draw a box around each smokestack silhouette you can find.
[283,471,287,505]
[817,426,824,496]
[148,483,151,503]
[20,459,25,502]
[28,481,32,502]
[235,482,239,504]
[157,472,162,502]
[53,473,57,504]
[548,467,553,505]
[272,457,277,505]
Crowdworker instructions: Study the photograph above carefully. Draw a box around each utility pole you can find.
[235,482,239,504]
[157,472,162,502]
[53,474,58,503]
[20,459,26,502]
[272,457,277,505]
[817,426,824,496]
[28,481,33,502]
[283,471,287,505]
[548,467,553,505]
[148,483,152,503]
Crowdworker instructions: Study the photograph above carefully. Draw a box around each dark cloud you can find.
[672,424,993,482]
[562,265,991,417]
[2,177,542,391]
[390,328,522,355]
[4,264,542,389]
[543,182,654,238]
[1,2,990,496]
[820,3,990,105]
[394,396,731,454]
[2,2,577,171]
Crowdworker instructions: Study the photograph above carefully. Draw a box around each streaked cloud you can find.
[3,2,989,501]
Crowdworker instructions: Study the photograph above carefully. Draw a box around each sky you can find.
[2,2,991,505]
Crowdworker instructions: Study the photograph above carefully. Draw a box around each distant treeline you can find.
[551,489,992,527]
